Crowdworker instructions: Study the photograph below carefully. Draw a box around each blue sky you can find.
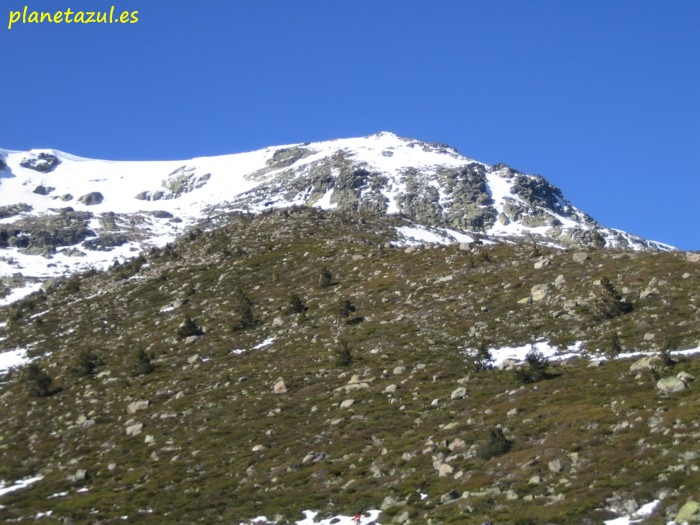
[2,1,699,249]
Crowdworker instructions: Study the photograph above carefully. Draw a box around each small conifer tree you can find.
[336,340,353,367]
[132,348,155,376]
[26,363,53,397]
[515,347,551,384]
[74,349,104,377]
[593,277,633,320]
[465,340,494,372]
[337,299,356,320]
[233,289,255,331]
[287,292,308,315]
[603,332,623,360]
[479,427,512,460]
[177,317,203,340]
[319,267,332,288]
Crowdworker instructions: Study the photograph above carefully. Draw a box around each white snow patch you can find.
[232,338,275,355]
[313,189,338,210]
[487,340,584,366]
[295,510,382,525]
[0,348,32,374]
[604,499,661,524]
[0,476,42,498]
[253,338,275,350]
[0,282,44,306]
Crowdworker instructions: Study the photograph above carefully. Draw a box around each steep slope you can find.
[0,208,699,524]
[0,132,671,303]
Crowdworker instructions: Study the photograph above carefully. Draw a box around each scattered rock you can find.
[302,451,326,464]
[677,371,695,384]
[676,500,700,523]
[78,192,104,206]
[534,258,551,269]
[127,400,150,414]
[273,379,288,394]
[572,252,589,263]
[656,376,688,394]
[126,422,144,436]
[531,283,551,302]
[440,489,460,503]
[448,438,466,452]
[450,387,467,400]
[630,356,662,372]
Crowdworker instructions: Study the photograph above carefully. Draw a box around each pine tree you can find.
[74,349,104,377]
[26,363,53,397]
[465,340,494,372]
[132,348,155,376]
[233,289,255,331]
[318,267,332,288]
[177,317,203,340]
[337,299,356,320]
[515,346,551,384]
[287,292,308,315]
[479,427,512,460]
[592,277,633,320]
[336,340,353,367]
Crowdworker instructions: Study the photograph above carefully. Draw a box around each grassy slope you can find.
[1,207,699,524]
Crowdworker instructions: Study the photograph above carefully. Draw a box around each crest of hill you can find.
[0,132,674,302]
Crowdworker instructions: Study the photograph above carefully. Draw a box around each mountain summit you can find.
[1,134,700,525]
[0,132,671,301]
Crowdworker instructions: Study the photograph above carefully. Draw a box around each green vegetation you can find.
[1,208,699,524]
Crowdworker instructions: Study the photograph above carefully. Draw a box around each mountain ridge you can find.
[0,132,675,303]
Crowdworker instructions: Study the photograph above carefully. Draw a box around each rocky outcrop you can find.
[135,166,211,201]
[0,209,94,250]
[20,151,60,173]
[0,203,32,219]
[78,192,104,206]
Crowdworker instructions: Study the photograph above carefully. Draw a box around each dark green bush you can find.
[515,347,550,384]
[177,317,204,339]
[479,427,512,460]
[26,363,54,397]
[74,349,104,377]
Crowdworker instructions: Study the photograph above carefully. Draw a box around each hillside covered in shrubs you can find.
[1,207,700,524]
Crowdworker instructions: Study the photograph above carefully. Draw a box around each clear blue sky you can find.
[2,1,699,249]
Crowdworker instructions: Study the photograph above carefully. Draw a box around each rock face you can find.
[19,151,60,172]
[78,192,104,206]
[135,166,211,201]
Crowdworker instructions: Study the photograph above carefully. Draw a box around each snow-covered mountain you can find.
[0,131,672,301]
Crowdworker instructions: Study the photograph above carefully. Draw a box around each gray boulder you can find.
[78,192,104,206]
[656,376,688,394]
